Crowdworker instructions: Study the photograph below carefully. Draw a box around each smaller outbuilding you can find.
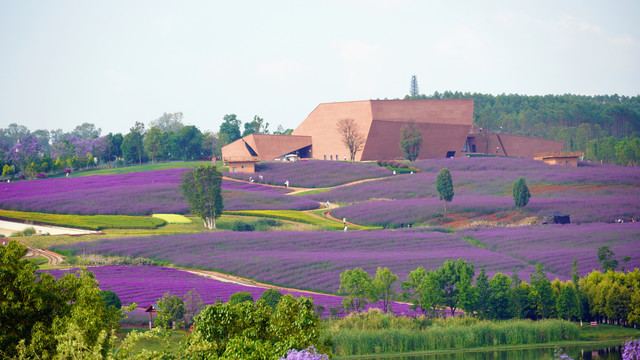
[534,151,584,167]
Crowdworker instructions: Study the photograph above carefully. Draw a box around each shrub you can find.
[101,290,122,309]
[12,227,37,237]
[37,173,46,179]
[228,291,254,306]
[233,221,254,232]
[260,289,284,309]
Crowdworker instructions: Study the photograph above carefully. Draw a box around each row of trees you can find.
[339,253,639,327]
[0,112,295,178]
[1,241,329,359]
[405,92,640,166]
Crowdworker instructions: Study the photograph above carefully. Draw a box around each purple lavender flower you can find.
[280,346,329,360]
[623,339,640,360]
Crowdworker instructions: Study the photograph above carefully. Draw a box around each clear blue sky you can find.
[1,0,638,135]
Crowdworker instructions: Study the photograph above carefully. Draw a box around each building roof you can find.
[221,134,312,162]
[293,99,474,161]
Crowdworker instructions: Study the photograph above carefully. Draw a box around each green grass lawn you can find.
[578,323,640,340]
[0,209,166,230]
[70,161,216,177]
[115,328,185,355]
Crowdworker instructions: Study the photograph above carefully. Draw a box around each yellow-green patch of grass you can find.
[0,209,166,231]
[152,214,192,224]
[223,210,379,230]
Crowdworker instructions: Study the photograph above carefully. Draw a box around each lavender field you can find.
[460,222,640,278]
[51,229,549,293]
[43,266,419,317]
[311,157,640,226]
[224,160,391,188]
[0,169,319,214]
[330,192,640,227]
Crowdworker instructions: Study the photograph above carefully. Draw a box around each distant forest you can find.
[405,92,640,166]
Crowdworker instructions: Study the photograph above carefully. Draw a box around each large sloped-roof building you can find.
[292,99,474,161]
[221,99,563,170]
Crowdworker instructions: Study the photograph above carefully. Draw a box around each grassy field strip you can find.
[71,161,212,177]
[0,209,166,230]
[223,210,379,230]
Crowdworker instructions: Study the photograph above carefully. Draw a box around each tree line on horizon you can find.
[0,112,293,179]
[405,91,640,166]
[2,91,639,178]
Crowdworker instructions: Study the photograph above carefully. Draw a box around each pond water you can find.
[356,341,630,360]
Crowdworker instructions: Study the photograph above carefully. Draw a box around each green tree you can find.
[0,241,122,359]
[219,114,242,146]
[183,288,204,327]
[372,267,398,313]
[336,118,366,162]
[436,258,474,317]
[338,268,374,313]
[143,126,166,163]
[184,295,328,359]
[173,125,205,160]
[181,165,224,229]
[513,177,531,210]
[436,168,454,213]
[402,266,428,314]
[420,272,445,317]
[243,115,269,137]
[260,289,284,310]
[2,164,15,179]
[557,283,579,320]
[475,266,490,318]
[598,246,619,272]
[150,112,184,132]
[228,291,254,306]
[457,264,478,316]
[571,259,584,324]
[487,273,513,320]
[71,122,101,139]
[121,122,146,164]
[156,292,187,329]
[530,264,556,319]
[399,120,423,162]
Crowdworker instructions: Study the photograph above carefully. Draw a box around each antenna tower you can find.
[410,75,419,96]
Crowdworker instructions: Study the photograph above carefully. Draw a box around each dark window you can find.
[471,144,476,153]
[445,151,456,158]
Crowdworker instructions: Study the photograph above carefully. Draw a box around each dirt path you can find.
[224,174,394,196]
[286,176,392,195]
[23,244,65,266]
[170,268,342,297]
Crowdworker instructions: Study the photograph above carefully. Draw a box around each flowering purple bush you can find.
[51,229,543,294]
[623,339,640,360]
[460,222,640,278]
[224,160,391,188]
[280,346,329,360]
[7,135,41,170]
[36,173,46,179]
[0,170,319,214]
[42,266,420,318]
